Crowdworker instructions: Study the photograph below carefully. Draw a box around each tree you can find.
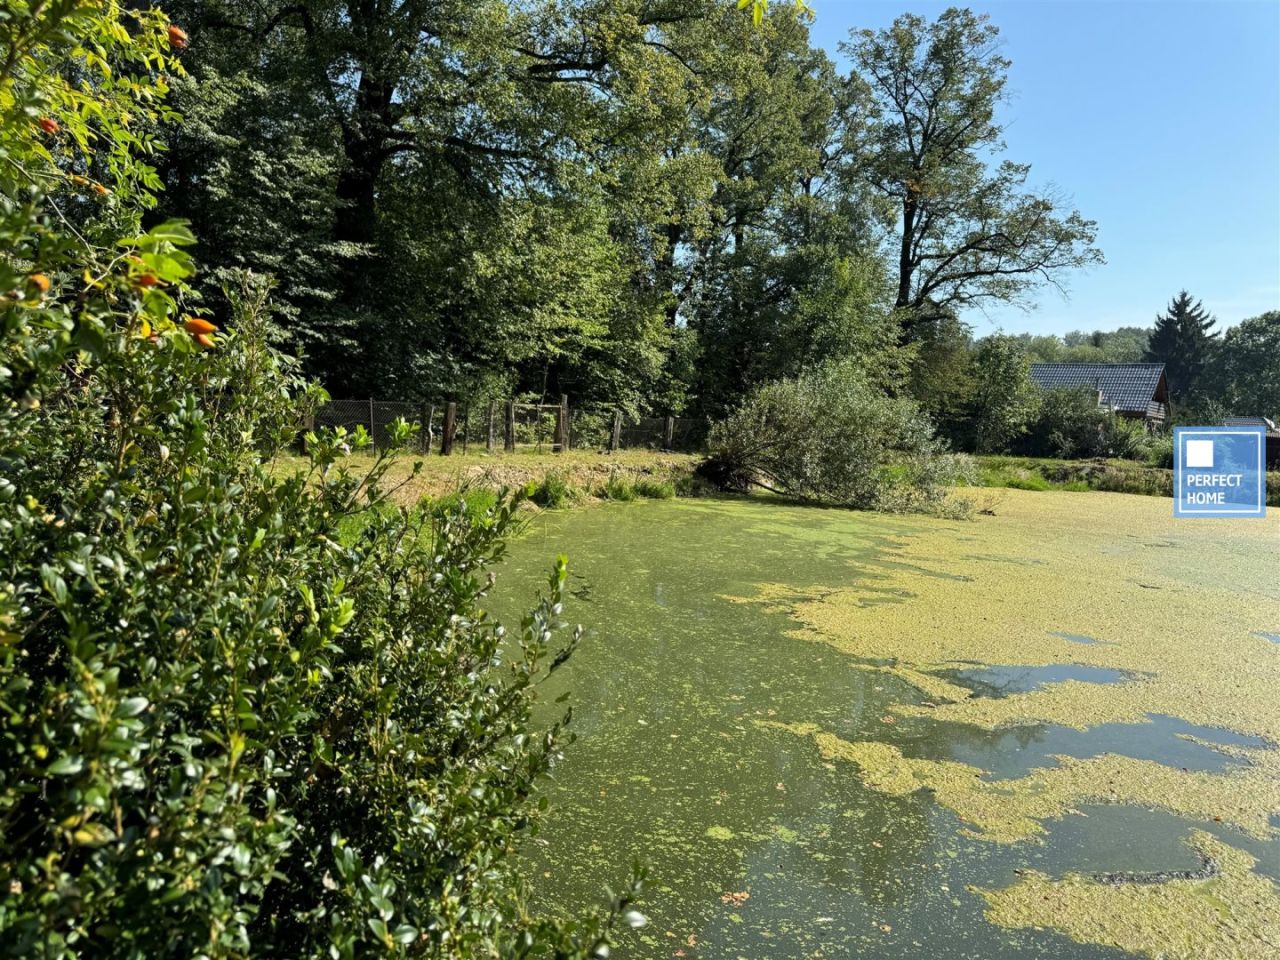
[158,0,713,400]
[1143,290,1219,401]
[1206,310,1280,419]
[701,358,974,514]
[840,8,1103,340]
[969,334,1037,452]
[905,307,975,443]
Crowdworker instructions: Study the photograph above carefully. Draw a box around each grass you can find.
[977,454,1280,506]
[597,474,638,502]
[634,478,676,499]
[527,472,576,509]
[270,447,700,508]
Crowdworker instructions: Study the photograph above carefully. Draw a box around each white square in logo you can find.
[1185,439,1215,468]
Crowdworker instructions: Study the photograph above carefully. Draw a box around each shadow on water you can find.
[489,499,1274,960]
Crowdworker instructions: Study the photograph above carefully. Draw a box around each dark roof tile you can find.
[1029,362,1166,414]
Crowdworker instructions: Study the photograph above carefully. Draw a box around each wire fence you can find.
[310,397,708,455]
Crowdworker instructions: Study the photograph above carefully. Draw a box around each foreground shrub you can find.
[1,280,645,957]
[1,5,636,954]
[701,360,974,514]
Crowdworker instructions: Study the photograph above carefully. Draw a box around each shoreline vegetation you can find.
[976,454,1280,506]
[292,448,1280,515]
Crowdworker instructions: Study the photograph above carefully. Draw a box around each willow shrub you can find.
[701,359,975,515]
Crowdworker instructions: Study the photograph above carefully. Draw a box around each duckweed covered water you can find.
[491,491,1280,959]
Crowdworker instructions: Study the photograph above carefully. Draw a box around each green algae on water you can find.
[759,720,1280,843]
[496,492,1280,959]
[979,831,1280,960]
[736,491,1280,742]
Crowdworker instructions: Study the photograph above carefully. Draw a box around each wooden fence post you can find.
[486,399,496,453]
[554,395,569,453]
[368,398,375,446]
[442,402,457,456]
[610,410,623,453]
[663,415,675,451]
[504,400,516,452]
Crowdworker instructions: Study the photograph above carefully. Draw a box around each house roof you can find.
[1224,416,1277,431]
[1029,362,1168,415]
[1224,416,1280,437]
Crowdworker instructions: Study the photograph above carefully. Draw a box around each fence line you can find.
[310,396,706,455]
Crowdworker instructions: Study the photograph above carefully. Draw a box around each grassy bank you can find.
[976,454,1280,507]
[274,448,703,510]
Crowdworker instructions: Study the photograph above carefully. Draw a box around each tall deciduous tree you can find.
[1206,310,1280,419]
[1143,290,1219,401]
[158,0,712,400]
[969,333,1037,452]
[840,8,1103,340]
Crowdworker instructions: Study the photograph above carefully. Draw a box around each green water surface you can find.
[489,498,1276,960]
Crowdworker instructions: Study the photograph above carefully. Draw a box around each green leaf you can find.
[117,696,149,717]
[48,755,84,776]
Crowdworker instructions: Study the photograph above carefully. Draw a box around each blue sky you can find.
[806,0,1280,337]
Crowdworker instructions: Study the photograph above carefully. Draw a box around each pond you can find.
[490,490,1280,960]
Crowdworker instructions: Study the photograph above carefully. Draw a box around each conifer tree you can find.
[1143,290,1219,400]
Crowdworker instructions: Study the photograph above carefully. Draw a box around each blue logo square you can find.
[1173,427,1266,518]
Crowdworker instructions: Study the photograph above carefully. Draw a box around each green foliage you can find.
[969,334,1038,453]
[528,472,577,509]
[1016,327,1151,364]
[1021,387,1154,461]
[426,487,502,523]
[978,456,1280,506]
[634,478,676,500]
[1,275,649,957]
[905,310,976,443]
[2,4,641,955]
[1205,310,1280,420]
[702,359,974,514]
[1143,291,1219,402]
[599,473,638,502]
[1145,434,1175,469]
[841,9,1102,329]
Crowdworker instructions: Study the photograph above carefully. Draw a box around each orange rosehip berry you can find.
[38,117,59,135]
[194,333,215,349]
[183,316,217,336]
[136,274,159,287]
[29,273,51,294]
[168,25,188,49]
[92,183,110,196]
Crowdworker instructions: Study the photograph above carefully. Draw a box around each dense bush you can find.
[1021,387,1156,461]
[968,335,1039,453]
[1,4,637,955]
[1,278,647,957]
[701,360,974,514]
